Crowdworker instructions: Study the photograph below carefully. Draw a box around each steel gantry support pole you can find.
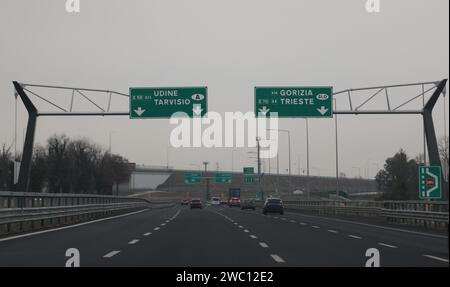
[13,82,38,193]
[423,79,448,200]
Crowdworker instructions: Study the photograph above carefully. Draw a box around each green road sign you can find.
[185,172,202,184]
[130,87,208,119]
[215,173,232,184]
[243,167,254,175]
[419,166,442,199]
[243,167,254,184]
[255,86,333,118]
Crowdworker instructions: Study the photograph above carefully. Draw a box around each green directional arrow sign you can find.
[243,167,255,184]
[130,87,208,119]
[215,173,232,184]
[255,87,333,118]
[185,172,202,184]
[419,166,442,199]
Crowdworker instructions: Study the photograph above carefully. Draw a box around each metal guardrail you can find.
[280,200,449,228]
[0,191,175,235]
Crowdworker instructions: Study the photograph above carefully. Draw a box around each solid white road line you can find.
[328,230,338,233]
[250,235,257,239]
[423,255,449,263]
[270,254,285,263]
[103,251,121,258]
[144,232,152,236]
[348,235,362,239]
[259,242,269,248]
[378,243,397,249]
[0,209,149,243]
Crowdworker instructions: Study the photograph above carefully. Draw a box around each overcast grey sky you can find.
[0,0,448,178]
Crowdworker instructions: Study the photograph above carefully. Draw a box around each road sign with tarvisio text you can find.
[130,87,208,119]
[419,166,442,199]
[255,87,333,118]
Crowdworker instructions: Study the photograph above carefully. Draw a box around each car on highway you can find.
[240,199,256,210]
[228,197,241,207]
[190,199,203,209]
[210,197,221,206]
[220,200,228,206]
[180,199,190,206]
[262,198,284,215]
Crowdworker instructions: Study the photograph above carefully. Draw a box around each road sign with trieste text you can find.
[130,87,208,119]
[419,166,442,200]
[255,87,333,118]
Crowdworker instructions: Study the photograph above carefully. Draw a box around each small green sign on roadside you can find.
[419,166,442,200]
[185,172,202,184]
[215,173,232,184]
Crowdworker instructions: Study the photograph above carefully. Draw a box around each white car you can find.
[211,197,221,206]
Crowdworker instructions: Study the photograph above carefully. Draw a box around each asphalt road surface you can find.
[0,205,448,267]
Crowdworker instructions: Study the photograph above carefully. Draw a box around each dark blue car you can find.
[263,198,284,215]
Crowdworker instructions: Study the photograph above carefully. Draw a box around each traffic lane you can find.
[104,206,279,267]
[0,206,179,267]
[281,210,449,261]
[219,207,447,267]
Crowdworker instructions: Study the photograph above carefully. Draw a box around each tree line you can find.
[0,135,130,195]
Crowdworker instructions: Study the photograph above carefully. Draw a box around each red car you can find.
[228,197,241,207]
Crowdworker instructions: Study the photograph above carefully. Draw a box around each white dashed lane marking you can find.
[154,227,160,231]
[312,226,320,229]
[270,254,285,263]
[423,255,449,263]
[378,243,397,249]
[103,251,120,258]
[348,235,362,240]
[328,230,338,233]
[250,235,257,239]
[128,239,139,245]
[259,242,269,248]
[143,232,152,236]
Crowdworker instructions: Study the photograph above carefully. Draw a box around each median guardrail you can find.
[281,200,449,229]
[0,191,175,236]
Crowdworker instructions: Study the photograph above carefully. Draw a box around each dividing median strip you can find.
[270,254,285,263]
[423,255,449,263]
[103,251,121,258]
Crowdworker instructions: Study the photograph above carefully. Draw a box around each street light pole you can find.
[108,131,116,153]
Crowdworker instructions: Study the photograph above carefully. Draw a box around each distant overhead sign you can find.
[419,166,442,200]
[130,87,208,119]
[243,167,254,184]
[185,172,202,184]
[255,87,333,118]
[215,173,232,184]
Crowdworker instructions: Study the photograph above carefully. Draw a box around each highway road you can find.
[0,205,448,267]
